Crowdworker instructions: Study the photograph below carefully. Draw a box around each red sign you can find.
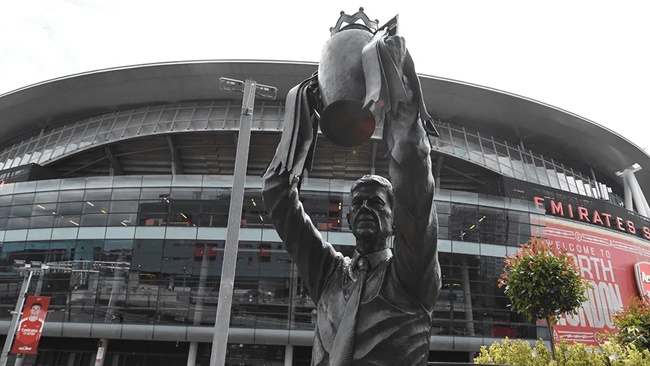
[11,296,50,354]
[194,245,218,260]
[542,218,650,345]
[635,262,650,299]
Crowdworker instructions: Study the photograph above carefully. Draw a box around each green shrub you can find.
[473,338,552,366]
[554,341,606,366]
[475,338,650,365]
[608,296,650,351]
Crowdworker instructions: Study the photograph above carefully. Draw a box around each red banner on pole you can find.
[11,296,50,355]
[543,218,650,345]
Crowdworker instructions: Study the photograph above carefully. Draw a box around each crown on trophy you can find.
[330,7,380,36]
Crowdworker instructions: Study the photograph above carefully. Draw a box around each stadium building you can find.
[1,60,650,365]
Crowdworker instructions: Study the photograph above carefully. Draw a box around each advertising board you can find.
[543,218,650,345]
[10,296,50,354]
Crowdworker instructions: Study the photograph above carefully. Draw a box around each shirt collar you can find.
[351,248,392,270]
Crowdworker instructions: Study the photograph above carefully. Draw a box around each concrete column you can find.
[434,155,444,186]
[288,263,299,329]
[13,355,24,366]
[188,244,211,366]
[637,186,650,215]
[105,257,127,323]
[629,170,650,216]
[284,345,293,366]
[623,168,650,217]
[187,342,199,366]
[66,353,76,366]
[468,352,477,363]
[623,172,633,211]
[460,260,474,336]
[94,339,108,366]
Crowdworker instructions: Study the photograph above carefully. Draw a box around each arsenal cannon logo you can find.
[635,262,650,299]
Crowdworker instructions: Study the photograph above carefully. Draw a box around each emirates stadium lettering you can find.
[534,196,650,240]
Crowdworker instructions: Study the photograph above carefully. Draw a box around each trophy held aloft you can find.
[318,7,438,148]
[265,7,438,184]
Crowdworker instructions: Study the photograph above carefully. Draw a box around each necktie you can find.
[330,257,369,366]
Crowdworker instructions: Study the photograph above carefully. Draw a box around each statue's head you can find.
[348,175,394,253]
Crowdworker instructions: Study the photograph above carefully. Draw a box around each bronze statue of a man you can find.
[262,9,440,366]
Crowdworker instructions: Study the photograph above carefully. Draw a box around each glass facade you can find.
[0,101,622,206]
[1,338,288,366]
[0,175,545,343]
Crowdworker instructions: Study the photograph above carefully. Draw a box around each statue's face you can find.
[348,184,394,251]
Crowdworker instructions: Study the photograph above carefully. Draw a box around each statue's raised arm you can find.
[262,8,440,365]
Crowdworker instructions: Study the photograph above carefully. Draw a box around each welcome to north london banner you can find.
[543,218,650,345]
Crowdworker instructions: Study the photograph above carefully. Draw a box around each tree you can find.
[498,237,590,359]
[608,295,650,351]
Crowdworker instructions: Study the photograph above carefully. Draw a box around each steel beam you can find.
[167,135,185,175]
[434,154,444,186]
[104,146,124,176]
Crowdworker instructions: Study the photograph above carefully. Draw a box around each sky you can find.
[1,0,649,153]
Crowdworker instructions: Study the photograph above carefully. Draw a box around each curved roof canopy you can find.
[1,60,648,194]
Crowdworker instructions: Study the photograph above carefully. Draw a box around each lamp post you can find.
[0,260,48,366]
[209,78,276,366]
